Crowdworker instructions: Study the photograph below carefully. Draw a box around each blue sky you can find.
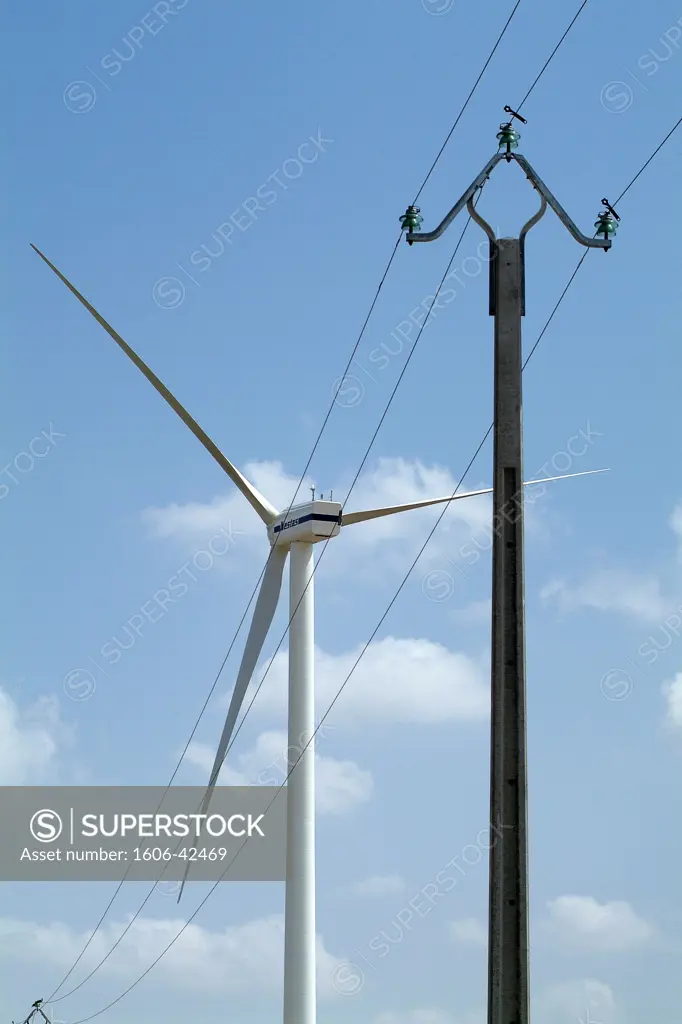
[2,0,681,1021]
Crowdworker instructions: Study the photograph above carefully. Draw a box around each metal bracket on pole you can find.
[466,192,547,316]
[465,193,497,317]
[510,153,608,249]
[518,191,548,315]
[404,152,505,244]
[403,136,613,252]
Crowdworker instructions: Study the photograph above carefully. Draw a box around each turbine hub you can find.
[268,500,342,547]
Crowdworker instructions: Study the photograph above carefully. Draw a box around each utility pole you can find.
[488,229,529,1023]
[400,112,618,1024]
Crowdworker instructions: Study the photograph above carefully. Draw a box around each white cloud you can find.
[541,500,682,625]
[339,457,573,562]
[535,978,616,1024]
[0,688,64,784]
[141,457,581,595]
[545,894,654,951]
[452,600,491,625]
[313,754,373,815]
[253,638,488,725]
[142,460,302,547]
[448,917,487,947]
[334,457,492,563]
[183,729,373,816]
[0,914,343,997]
[141,457,500,579]
[662,672,682,730]
[373,982,618,1024]
[541,570,669,624]
[352,875,406,897]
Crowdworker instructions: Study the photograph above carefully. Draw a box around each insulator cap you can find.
[497,124,521,150]
[594,211,618,239]
[400,205,423,232]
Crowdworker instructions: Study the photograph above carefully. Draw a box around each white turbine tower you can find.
[33,245,607,1024]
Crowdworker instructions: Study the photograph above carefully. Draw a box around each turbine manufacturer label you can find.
[0,786,286,881]
[273,512,342,534]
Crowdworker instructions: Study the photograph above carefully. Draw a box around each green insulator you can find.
[497,124,520,150]
[594,212,618,239]
[400,205,423,232]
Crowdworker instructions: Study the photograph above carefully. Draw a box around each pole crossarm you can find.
[403,152,505,243]
[403,128,616,250]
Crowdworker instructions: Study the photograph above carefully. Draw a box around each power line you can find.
[522,250,588,369]
[50,201,480,1011]
[415,0,591,204]
[12,999,51,1024]
[57,207,486,1024]
[43,5,537,1003]
[59,111,682,1023]
[524,109,682,370]
[43,10,610,1010]
[614,112,682,203]
[213,202,481,767]
[45,105,468,1011]
[45,231,403,1006]
[198,0,596,801]
[515,0,589,112]
[414,0,523,203]
[45,560,270,1000]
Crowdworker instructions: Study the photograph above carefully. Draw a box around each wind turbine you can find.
[32,245,607,1024]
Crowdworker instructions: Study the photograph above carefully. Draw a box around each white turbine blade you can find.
[177,543,288,901]
[341,468,609,526]
[204,545,288,789]
[31,245,279,526]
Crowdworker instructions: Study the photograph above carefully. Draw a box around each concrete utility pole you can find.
[488,233,529,1023]
[400,111,617,1024]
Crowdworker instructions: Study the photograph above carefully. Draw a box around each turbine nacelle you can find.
[268,500,342,547]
